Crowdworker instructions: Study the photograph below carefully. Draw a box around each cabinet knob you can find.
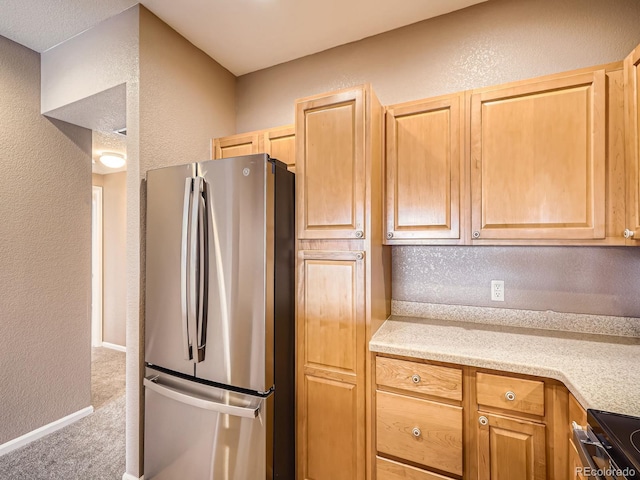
[624,229,635,239]
[505,391,516,402]
[355,252,364,261]
[412,427,422,438]
[386,232,394,239]
[411,374,421,384]
[479,415,489,426]
[355,230,364,238]
[472,231,480,239]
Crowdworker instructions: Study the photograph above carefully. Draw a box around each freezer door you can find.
[144,369,269,480]
[146,163,198,376]
[196,155,273,392]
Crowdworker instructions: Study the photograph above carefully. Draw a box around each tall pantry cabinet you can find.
[295,85,391,480]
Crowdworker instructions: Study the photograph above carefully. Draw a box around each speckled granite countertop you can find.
[370,315,640,417]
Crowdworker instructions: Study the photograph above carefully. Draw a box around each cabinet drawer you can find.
[476,372,545,416]
[376,391,463,475]
[376,356,462,401]
[377,456,456,480]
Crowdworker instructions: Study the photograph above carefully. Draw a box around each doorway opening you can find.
[91,130,127,412]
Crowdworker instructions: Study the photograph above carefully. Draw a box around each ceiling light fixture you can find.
[99,152,126,169]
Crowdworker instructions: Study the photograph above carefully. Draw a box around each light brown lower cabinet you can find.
[376,456,457,480]
[303,374,362,480]
[297,250,367,480]
[569,439,587,480]
[377,391,463,475]
[374,354,570,480]
[477,412,546,480]
[568,393,588,480]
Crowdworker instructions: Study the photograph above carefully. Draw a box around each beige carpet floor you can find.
[91,347,126,410]
[0,347,126,479]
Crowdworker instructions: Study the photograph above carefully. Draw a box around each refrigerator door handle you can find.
[196,179,209,362]
[188,177,202,364]
[143,377,261,419]
[180,178,194,361]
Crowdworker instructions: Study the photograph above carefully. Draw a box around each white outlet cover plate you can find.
[491,280,504,302]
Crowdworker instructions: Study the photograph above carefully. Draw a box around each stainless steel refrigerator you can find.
[143,154,295,479]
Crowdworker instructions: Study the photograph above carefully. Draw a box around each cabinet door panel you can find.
[297,89,365,239]
[386,94,463,242]
[477,412,546,480]
[213,132,262,159]
[264,125,295,172]
[299,251,365,376]
[471,71,605,240]
[303,375,362,480]
[625,45,640,243]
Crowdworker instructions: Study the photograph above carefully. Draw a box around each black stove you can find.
[584,409,640,479]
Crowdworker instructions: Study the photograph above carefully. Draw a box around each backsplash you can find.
[392,246,640,317]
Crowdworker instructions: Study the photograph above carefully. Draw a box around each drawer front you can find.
[376,356,462,401]
[476,372,545,416]
[376,391,463,475]
[377,456,456,480]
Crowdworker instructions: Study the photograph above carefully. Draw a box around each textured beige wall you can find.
[139,8,236,171]
[393,247,640,316]
[103,172,127,347]
[236,0,640,132]
[0,35,92,445]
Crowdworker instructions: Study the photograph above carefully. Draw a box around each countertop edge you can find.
[369,316,640,416]
[369,340,590,410]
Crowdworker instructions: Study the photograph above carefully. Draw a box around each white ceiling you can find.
[0,0,487,76]
[141,0,488,76]
[0,0,138,53]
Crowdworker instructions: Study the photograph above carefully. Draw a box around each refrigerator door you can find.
[196,155,273,393]
[146,163,199,376]
[144,368,269,480]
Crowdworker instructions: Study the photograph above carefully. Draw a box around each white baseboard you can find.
[0,406,94,457]
[102,342,127,353]
[122,473,144,480]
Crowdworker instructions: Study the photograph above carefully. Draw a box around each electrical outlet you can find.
[491,280,505,302]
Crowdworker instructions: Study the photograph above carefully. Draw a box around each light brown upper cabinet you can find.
[470,70,607,241]
[625,44,640,244]
[385,93,465,244]
[264,125,295,172]
[212,125,294,170]
[296,87,366,239]
[212,131,263,159]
